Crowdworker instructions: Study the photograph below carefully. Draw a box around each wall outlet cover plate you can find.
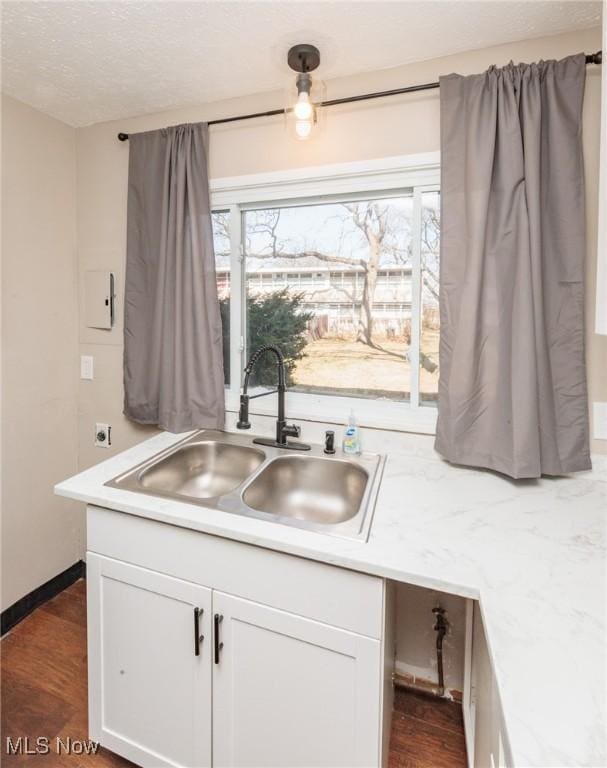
[95,423,111,448]
[81,355,94,380]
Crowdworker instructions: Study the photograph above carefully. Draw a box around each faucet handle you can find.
[282,423,300,439]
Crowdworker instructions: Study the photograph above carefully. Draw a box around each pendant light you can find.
[287,44,323,140]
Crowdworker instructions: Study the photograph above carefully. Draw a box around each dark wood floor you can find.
[1,580,467,767]
[389,688,467,767]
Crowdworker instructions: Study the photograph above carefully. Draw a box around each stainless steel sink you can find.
[108,437,265,502]
[106,430,384,540]
[138,441,265,499]
[243,455,368,524]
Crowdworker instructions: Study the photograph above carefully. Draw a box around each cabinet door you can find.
[470,603,511,768]
[212,592,381,768]
[87,553,212,768]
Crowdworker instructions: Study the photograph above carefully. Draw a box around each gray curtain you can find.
[124,122,225,433]
[435,54,591,479]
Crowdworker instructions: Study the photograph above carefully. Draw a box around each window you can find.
[211,209,231,385]
[244,197,417,400]
[420,190,440,405]
[210,153,440,433]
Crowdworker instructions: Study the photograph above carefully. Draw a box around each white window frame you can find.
[596,3,607,335]
[210,151,440,435]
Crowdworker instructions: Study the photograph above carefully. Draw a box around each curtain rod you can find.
[117,50,602,141]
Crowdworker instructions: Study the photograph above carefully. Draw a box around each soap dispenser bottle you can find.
[342,410,362,455]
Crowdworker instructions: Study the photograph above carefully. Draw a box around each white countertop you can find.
[55,428,606,768]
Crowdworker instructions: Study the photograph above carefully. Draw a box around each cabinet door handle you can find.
[214,613,224,664]
[194,607,204,657]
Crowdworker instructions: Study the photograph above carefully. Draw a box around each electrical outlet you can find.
[95,423,111,448]
[80,355,94,380]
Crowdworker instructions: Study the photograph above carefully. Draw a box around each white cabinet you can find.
[87,554,213,768]
[463,601,512,768]
[86,508,391,768]
[212,592,381,768]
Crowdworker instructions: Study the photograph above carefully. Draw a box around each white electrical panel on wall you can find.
[84,270,115,329]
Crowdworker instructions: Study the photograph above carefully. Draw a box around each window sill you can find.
[225,389,437,435]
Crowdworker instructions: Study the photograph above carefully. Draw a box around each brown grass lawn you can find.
[292,330,439,401]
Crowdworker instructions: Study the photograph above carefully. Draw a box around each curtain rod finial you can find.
[118,132,129,141]
[586,51,602,65]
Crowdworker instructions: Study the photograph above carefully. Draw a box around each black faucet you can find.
[236,345,310,451]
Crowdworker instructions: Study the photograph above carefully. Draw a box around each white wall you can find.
[1,94,82,611]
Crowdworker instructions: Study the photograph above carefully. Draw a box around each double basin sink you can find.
[105,430,385,540]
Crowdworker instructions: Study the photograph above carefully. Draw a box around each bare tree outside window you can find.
[212,193,440,404]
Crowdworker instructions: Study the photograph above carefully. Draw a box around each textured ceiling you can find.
[1,1,602,127]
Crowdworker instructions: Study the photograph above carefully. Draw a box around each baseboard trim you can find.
[1,560,86,636]
[394,671,463,703]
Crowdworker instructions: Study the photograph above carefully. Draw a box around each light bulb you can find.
[295,119,313,139]
[294,91,313,120]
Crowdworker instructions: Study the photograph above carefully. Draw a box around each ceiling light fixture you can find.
[287,44,323,141]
